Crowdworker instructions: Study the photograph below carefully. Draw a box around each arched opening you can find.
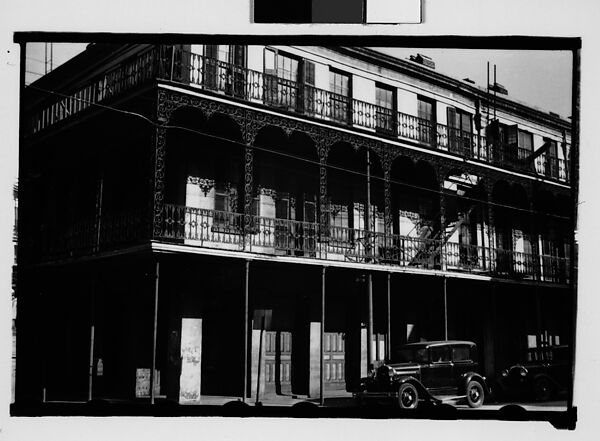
[251,126,320,255]
[163,108,245,242]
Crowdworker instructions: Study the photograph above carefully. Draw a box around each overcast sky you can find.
[375,47,573,119]
[24,43,574,119]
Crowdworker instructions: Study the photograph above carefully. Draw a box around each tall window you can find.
[375,84,396,134]
[517,130,533,169]
[417,96,435,144]
[203,45,246,96]
[329,70,351,123]
[264,49,300,110]
[544,138,559,178]
[447,108,472,155]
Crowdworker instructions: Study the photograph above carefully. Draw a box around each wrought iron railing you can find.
[30,46,160,134]
[168,49,570,183]
[160,204,570,283]
[38,209,147,261]
[28,45,571,183]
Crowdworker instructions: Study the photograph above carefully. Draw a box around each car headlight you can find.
[501,369,508,378]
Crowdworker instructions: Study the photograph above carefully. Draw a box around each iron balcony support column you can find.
[439,178,447,270]
[386,273,391,361]
[88,273,96,401]
[383,155,393,261]
[365,148,372,260]
[151,123,167,239]
[443,276,448,341]
[243,145,254,250]
[366,272,374,369]
[243,259,250,402]
[320,266,326,406]
[317,138,330,258]
[150,259,160,405]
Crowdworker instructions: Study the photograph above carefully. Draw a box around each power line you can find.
[25,83,572,221]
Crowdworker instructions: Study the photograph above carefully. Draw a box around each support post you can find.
[88,325,95,401]
[439,178,447,270]
[150,259,160,404]
[243,259,250,401]
[366,273,373,368]
[386,273,391,360]
[320,266,326,406]
[443,276,448,341]
[88,274,96,401]
[243,145,254,250]
[256,314,266,405]
[365,149,371,259]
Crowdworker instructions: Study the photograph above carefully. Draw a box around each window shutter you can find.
[304,61,315,87]
[446,107,458,129]
[232,45,246,68]
[507,125,518,147]
[264,48,276,75]
[276,194,290,220]
[303,195,316,223]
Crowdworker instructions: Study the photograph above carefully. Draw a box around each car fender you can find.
[530,372,558,389]
[459,372,488,395]
[395,376,438,402]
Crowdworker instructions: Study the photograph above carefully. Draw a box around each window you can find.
[430,346,451,363]
[213,182,239,230]
[452,346,472,362]
[264,49,300,110]
[329,69,351,123]
[203,45,246,96]
[417,96,436,144]
[447,107,472,155]
[375,84,396,134]
[544,138,559,178]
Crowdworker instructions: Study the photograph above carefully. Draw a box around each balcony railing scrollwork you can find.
[29,45,571,183]
[160,204,570,283]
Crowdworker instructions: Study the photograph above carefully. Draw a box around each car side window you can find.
[453,346,472,362]
[430,346,451,363]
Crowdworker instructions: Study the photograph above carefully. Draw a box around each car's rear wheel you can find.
[533,377,552,401]
[397,383,419,409]
[466,380,485,408]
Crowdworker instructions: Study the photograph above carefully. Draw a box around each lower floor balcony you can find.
[159,204,570,284]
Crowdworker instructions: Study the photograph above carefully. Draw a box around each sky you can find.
[376,47,573,119]
[24,43,574,120]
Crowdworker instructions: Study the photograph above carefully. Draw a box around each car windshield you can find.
[395,347,429,363]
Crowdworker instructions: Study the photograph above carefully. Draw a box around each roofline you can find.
[333,47,572,131]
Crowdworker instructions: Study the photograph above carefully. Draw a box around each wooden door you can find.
[264,331,292,395]
[324,332,346,390]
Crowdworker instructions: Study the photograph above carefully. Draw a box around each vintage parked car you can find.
[493,345,571,402]
[354,340,488,409]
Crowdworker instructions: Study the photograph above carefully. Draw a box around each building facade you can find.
[15,43,575,405]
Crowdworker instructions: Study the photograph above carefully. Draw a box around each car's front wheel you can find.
[466,380,485,408]
[397,383,419,409]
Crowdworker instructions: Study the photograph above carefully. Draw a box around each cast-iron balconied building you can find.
[15,43,575,406]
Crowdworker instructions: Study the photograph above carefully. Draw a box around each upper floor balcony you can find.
[26,45,571,184]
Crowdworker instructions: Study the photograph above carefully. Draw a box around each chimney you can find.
[409,53,435,70]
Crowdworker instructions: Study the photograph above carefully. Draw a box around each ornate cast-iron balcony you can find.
[27,46,570,184]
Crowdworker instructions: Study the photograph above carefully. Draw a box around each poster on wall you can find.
[179,318,203,404]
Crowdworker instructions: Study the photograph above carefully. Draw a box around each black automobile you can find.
[354,340,488,409]
[493,345,571,402]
